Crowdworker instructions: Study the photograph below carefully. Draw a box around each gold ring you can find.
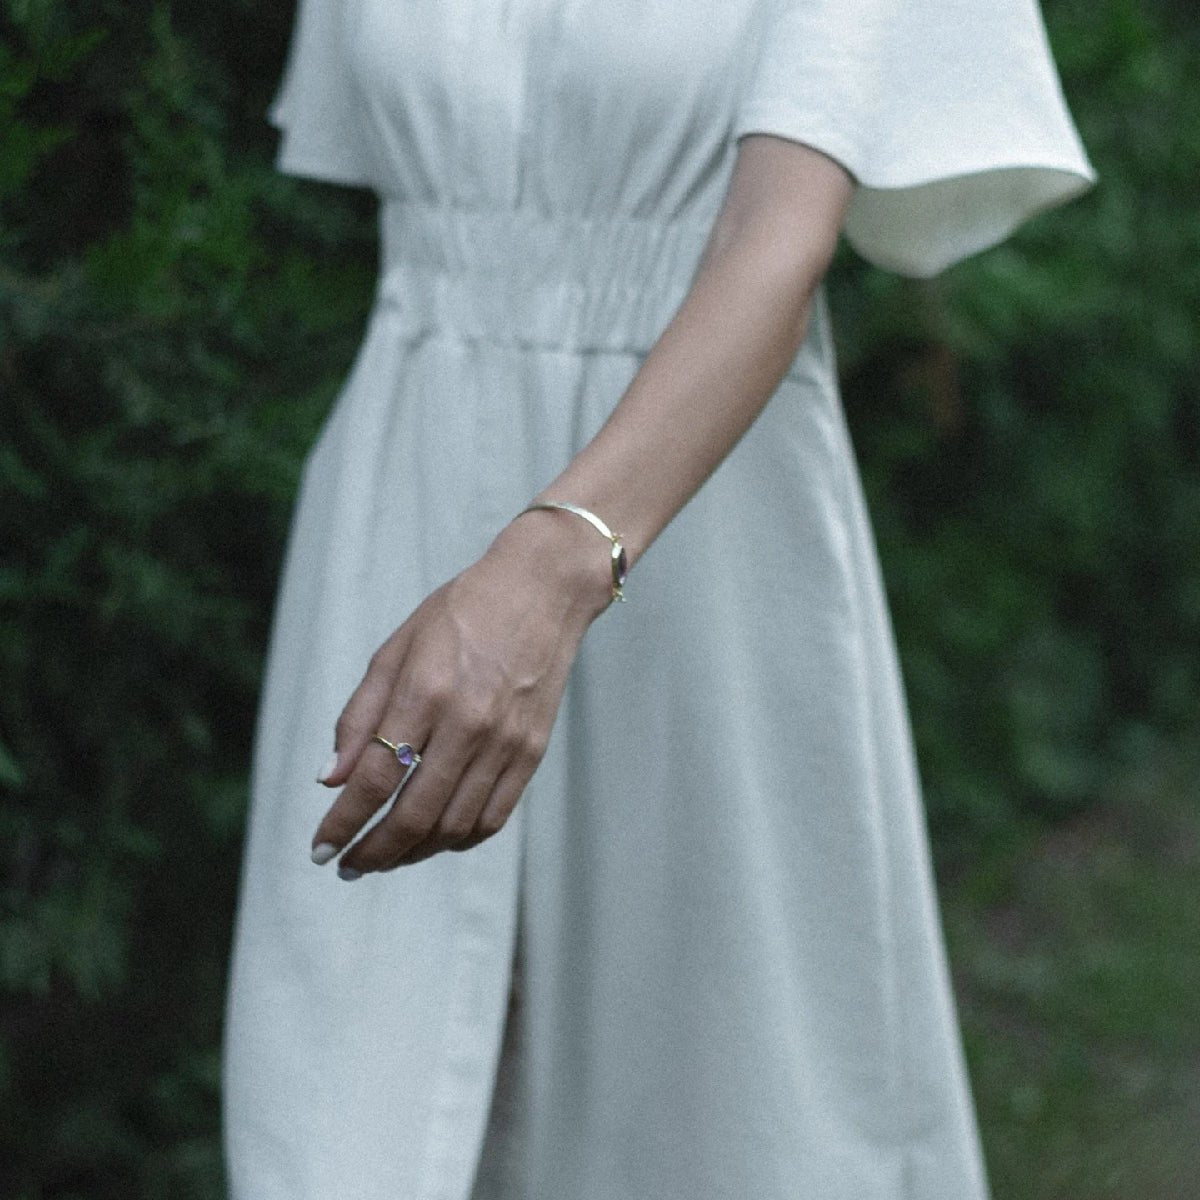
[370,734,423,788]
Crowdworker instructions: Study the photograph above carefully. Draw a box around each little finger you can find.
[445,755,533,852]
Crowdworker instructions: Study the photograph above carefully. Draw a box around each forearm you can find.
[316,146,854,872]
[507,136,854,604]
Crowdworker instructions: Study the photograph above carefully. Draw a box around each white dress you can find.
[222,2,1095,1197]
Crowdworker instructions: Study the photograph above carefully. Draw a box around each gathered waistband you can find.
[375,200,715,353]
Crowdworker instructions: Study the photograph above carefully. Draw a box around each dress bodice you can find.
[269,0,1096,313]
[349,0,760,222]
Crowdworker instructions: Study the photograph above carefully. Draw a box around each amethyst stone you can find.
[614,545,628,586]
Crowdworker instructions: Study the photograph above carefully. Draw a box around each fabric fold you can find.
[267,0,377,187]
[732,0,1097,276]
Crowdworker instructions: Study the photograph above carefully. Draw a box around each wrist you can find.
[489,510,617,624]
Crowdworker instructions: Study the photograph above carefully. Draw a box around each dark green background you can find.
[2,1,1197,1196]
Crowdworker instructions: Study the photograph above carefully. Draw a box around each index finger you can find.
[310,724,427,867]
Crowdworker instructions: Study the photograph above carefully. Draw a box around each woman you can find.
[223,1,1094,1197]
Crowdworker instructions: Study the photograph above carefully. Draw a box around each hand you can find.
[310,513,611,877]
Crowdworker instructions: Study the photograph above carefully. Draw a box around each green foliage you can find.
[831,0,1200,856]
[1,1,375,1195]
[0,0,1197,1196]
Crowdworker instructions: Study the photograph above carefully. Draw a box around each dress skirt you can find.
[225,202,990,1198]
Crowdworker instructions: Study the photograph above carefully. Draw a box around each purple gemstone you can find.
[395,743,416,767]
[615,546,628,586]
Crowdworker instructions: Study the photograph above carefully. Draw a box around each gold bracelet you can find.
[516,501,628,603]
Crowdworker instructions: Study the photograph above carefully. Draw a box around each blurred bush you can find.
[1,2,375,1195]
[832,0,1200,857]
[0,0,1196,1196]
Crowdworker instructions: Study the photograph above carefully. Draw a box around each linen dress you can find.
[222,2,1095,1197]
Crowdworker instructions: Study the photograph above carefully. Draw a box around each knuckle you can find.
[496,724,525,756]
[392,811,435,843]
[456,702,495,742]
[435,813,475,843]
[396,844,439,867]
[353,846,389,873]
[357,758,398,796]
[321,820,357,850]
[335,712,363,743]
[517,731,548,766]
[324,799,369,841]
[367,644,395,675]
[475,810,507,839]
[411,669,451,711]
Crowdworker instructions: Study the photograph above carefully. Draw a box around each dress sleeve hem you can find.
[732,105,1097,278]
[268,101,377,190]
[273,143,378,189]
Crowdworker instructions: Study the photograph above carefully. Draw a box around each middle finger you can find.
[337,723,472,873]
[380,747,508,868]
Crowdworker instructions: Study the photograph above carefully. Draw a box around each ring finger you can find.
[380,746,510,868]
[313,721,432,868]
[337,721,475,874]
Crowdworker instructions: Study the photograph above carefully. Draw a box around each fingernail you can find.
[311,842,339,866]
[337,865,362,882]
[316,753,339,785]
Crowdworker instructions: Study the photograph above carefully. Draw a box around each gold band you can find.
[370,735,422,789]
[517,500,628,603]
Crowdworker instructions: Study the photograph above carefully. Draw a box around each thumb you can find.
[317,626,412,787]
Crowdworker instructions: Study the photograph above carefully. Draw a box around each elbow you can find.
[706,216,835,340]
[705,132,853,314]
[765,221,839,313]
[701,209,844,349]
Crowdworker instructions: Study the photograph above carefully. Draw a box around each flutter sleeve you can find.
[733,0,1097,277]
[267,0,377,187]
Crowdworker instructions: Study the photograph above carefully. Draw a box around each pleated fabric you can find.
[223,3,1094,1198]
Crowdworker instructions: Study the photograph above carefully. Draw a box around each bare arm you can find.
[522,135,854,578]
[313,135,855,876]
